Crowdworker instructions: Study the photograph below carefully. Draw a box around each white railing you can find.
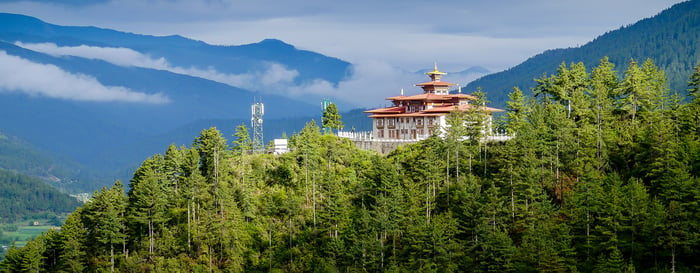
[337,130,374,140]
[337,131,430,142]
[337,130,512,142]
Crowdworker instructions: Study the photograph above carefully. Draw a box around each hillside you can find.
[465,0,700,108]
[0,130,104,189]
[0,168,80,223]
[3,60,700,271]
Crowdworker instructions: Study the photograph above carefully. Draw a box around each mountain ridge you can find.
[0,13,354,192]
[464,0,700,108]
[0,13,351,85]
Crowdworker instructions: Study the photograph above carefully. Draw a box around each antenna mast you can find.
[251,98,264,153]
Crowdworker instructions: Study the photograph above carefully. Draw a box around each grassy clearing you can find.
[2,223,58,248]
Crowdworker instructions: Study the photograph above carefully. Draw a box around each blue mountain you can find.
[0,13,353,192]
[0,13,350,85]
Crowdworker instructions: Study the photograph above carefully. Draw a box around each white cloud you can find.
[15,42,170,69]
[168,62,299,92]
[14,42,483,107]
[14,42,309,101]
[280,60,423,107]
[0,51,169,103]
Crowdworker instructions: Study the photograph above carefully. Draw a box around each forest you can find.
[0,169,80,223]
[1,58,699,272]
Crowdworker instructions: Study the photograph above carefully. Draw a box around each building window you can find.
[428,117,434,127]
[416,118,423,127]
[376,119,384,128]
[388,118,396,128]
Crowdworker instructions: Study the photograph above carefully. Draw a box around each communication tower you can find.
[251,99,264,152]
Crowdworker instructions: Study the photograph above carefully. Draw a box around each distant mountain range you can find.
[464,0,700,108]
[0,13,355,192]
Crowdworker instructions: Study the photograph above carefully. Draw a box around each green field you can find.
[2,224,58,248]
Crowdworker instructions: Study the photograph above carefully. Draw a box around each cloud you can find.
[0,0,683,74]
[16,41,301,92]
[167,62,299,92]
[280,60,423,107]
[0,51,169,103]
[15,42,170,69]
[13,42,485,107]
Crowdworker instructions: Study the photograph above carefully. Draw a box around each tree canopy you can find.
[322,102,343,133]
[2,58,700,273]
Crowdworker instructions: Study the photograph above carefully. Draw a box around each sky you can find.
[0,0,687,106]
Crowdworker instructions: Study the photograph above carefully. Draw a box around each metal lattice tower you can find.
[251,99,264,152]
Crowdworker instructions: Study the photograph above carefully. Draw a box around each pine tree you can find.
[163,143,184,198]
[82,181,127,273]
[688,64,700,102]
[589,57,617,171]
[21,236,46,273]
[232,123,252,155]
[57,208,87,272]
[128,156,169,259]
[193,127,228,181]
[322,102,343,133]
[616,59,644,123]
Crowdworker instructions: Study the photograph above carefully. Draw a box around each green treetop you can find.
[322,102,343,133]
[232,123,252,155]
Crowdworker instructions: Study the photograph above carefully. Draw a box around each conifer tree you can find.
[128,156,169,258]
[322,102,343,133]
[57,208,87,272]
[589,57,617,170]
[232,123,252,155]
[688,64,700,102]
[82,181,127,273]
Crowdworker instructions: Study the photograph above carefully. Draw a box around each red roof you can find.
[385,95,407,100]
[368,113,443,118]
[423,104,505,113]
[366,104,503,119]
[415,80,456,86]
[364,106,405,114]
[389,93,450,101]
[386,93,477,101]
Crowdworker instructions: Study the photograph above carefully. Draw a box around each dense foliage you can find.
[0,169,81,223]
[2,59,700,272]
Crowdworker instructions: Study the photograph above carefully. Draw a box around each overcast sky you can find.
[0,0,686,106]
[0,0,684,72]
